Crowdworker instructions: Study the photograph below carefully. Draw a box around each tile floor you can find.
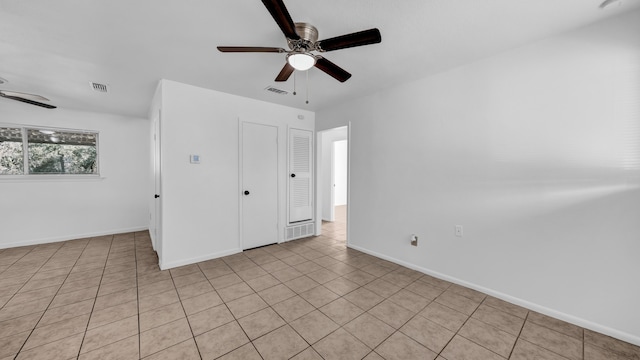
[1,205,639,359]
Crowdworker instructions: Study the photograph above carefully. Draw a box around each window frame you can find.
[0,123,101,179]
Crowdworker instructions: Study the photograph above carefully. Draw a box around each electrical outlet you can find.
[455,225,463,237]
[410,234,418,246]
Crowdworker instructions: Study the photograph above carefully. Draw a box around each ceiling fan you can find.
[0,90,57,109]
[217,0,382,83]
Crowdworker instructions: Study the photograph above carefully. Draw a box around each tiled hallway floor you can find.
[1,208,639,359]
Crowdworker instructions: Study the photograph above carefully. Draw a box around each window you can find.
[0,126,99,176]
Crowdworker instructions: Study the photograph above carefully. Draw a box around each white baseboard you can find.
[0,226,149,250]
[159,248,242,270]
[348,244,640,347]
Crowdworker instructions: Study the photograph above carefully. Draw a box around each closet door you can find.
[288,129,313,223]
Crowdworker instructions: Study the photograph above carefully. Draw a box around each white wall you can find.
[316,10,640,345]
[0,102,149,248]
[333,140,348,206]
[154,80,314,269]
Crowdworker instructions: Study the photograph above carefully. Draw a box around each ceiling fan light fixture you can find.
[287,53,316,71]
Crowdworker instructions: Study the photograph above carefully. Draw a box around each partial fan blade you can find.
[261,0,300,40]
[217,46,285,53]
[0,93,56,109]
[314,57,352,82]
[317,28,381,52]
[0,90,49,102]
[275,63,295,82]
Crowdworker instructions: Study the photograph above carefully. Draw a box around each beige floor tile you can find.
[260,259,290,273]
[459,317,517,357]
[140,318,193,358]
[290,310,339,344]
[284,275,320,293]
[323,277,360,296]
[292,261,323,275]
[272,295,315,322]
[143,338,200,360]
[400,314,455,353]
[218,343,262,360]
[420,301,469,332]
[313,328,371,360]
[236,266,268,281]
[100,269,136,285]
[209,273,243,290]
[320,298,364,326]
[483,296,529,319]
[375,331,438,360]
[306,268,341,284]
[226,293,269,319]
[528,311,583,340]
[380,272,415,287]
[4,285,58,307]
[343,287,385,311]
[364,278,402,298]
[342,270,377,286]
[218,282,254,302]
[584,342,635,360]
[441,335,504,360]
[434,289,481,315]
[245,274,281,292]
[238,307,286,340]
[0,330,31,358]
[172,271,207,289]
[258,283,297,305]
[38,298,94,327]
[368,299,414,329]
[181,290,223,316]
[0,297,51,322]
[81,315,138,354]
[23,313,90,350]
[299,285,340,308]
[272,266,304,283]
[343,313,395,349]
[404,280,445,300]
[176,280,214,300]
[448,284,487,303]
[88,300,138,329]
[291,347,324,360]
[0,312,43,339]
[99,277,138,297]
[187,303,235,335]
[139,288,180,313]
[510,338,570,360]
[16,333,84,360]
[138,279,174,298]
[520,321,583,360]
[78,334,139,360]
[140,301,185,332]
[200,264,235,280]
[472,303,525,336]
[584,329,640,359]
[388,289,431,313]
[253,324,310,360]
[195,321,249,359]
[169,264,201,278]
[92,287,136,311]
[361,263,393,277]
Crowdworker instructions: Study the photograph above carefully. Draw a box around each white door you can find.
[241,122,279,249]
[151,112,162,259]
[289,128,313,223]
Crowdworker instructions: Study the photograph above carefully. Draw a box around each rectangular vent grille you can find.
[286,223,315,241]
[265,86,288,95]
[91,82,109,93]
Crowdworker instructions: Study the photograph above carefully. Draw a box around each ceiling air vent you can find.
[90,82,109,93]
[264,86,288,95]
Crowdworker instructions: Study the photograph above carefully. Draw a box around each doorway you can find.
[240,122,279,250]
[316,125,349,243]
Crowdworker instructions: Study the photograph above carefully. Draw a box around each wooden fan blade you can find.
[0,93,56,109]
[261,0,300,40]
[317,28,381,52]
[275,63,295,82]
[314,57,352,82]
[217,46,285,53]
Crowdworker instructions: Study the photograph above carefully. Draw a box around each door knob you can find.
[244,190,250,195]
[290,173,296,178]
[154,194,160,198]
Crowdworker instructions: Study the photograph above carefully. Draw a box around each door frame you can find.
[151,110,163,261]
[238,119,280,250]
[315,123,350,244]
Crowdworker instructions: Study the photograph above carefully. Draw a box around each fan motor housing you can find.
[288,22,319,51]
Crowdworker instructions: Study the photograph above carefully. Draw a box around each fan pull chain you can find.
[305,70,309,104]
[293,71,297,96]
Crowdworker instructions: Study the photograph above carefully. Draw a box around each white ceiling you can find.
[1,0,639,119]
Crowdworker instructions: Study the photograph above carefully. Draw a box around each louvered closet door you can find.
[289,129,313,223]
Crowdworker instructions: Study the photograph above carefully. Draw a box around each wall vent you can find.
[90,82,109,93]
[265,86,288,95]
[286,223,315,241]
